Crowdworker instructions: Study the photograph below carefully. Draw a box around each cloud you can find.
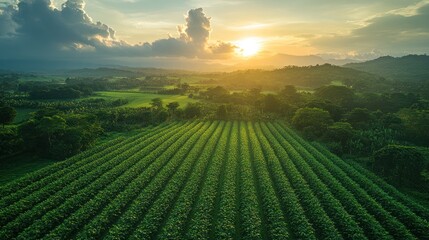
[313,1,429,56]
[0,3,17,37]
[0,0,236,61]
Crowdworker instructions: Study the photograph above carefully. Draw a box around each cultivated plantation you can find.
[0,121,428,240]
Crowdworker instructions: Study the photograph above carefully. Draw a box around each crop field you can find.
[91,91,198,108]
[1,121,428,240]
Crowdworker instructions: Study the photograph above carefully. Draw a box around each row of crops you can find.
[1,121,428,239]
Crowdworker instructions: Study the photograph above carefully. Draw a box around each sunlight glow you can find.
[234,37,262,57]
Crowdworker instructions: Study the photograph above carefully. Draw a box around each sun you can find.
[234,37,262,57]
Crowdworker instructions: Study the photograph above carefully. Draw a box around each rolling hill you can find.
[217,64,388,91]
[344,55,429,81]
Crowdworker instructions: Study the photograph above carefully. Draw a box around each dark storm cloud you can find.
[313,2,429,55]
[0,1,236,61]
[0,2,17,37]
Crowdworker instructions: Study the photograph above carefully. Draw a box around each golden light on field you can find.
[234,37,262,57]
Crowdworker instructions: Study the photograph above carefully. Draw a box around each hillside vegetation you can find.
[216,64,387,91]
[345,55,429,81]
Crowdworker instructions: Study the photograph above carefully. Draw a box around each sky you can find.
[0,0,429,69]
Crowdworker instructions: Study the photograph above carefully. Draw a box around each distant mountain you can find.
[344,55,429,81]
[217,64,388,91]
[233,54,359,69]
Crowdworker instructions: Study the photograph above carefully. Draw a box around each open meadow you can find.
[90,91,198,108]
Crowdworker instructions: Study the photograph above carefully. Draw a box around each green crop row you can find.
[0,121,427,240]
[213,121,239,240]
[104,122,212,239]
[129,122,218,239]
[0,123,180,239]
[0,123,171,211]
[8,122,190,240]
[246,122,289,240]
[72,121,200,240]
[183,122,230,240]
[43,122,198,240]
[254,122,316,240]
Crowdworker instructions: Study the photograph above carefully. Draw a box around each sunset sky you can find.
[1,0,429,69]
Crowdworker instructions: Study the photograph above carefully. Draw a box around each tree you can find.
[201,86,229,101]
[167,102,180,112]
[324,122,354,144]
[292,107,333,139]
[306,100,344,121]
[216,105,228,119]
[184,103,202,119]
[344,108,374,129]
[280,85,302,103]
[397,109,429,146]
[180,83,190,92]
[36,115,67,150]
[314,85,355,107]
[0,106,17,127]
[323,122,355,154]
[150,98,163,110]
[20,113,102,159]
[373,145,428,189]
[262,94,281,113]
[0,127,23,156]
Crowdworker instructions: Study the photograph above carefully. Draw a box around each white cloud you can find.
[0,1,236,61]
[312,2,429,57]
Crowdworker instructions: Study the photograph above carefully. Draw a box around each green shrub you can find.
[373,145,429,189]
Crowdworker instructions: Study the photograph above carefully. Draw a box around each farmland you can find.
[89,91,198,108]
[0,121,428,240]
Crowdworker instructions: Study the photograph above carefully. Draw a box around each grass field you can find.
[91,91,198,108]
[0,121,428,239]
[13,108,36,123]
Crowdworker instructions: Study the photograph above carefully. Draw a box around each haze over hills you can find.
[344,55,429,81]
[0,54,359,73]
[2,55,428,90]
[217,64,386,91]
[234,54,359,69]
[4,54,428,75]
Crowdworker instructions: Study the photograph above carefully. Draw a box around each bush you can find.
[0,127,23,156]
[292,107,333,139]
[373,145,429,190]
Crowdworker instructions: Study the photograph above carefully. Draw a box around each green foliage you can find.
[344,108,374,129]
[0,106,16,127]
[19,113,103,159]
[306,100,344,121]
[397,109,429,146]
[323,122,354,154]
[262,94,282,113]
[200,86,229,101]
[373,145,429,189]
[292,107,333,139]
[215,104,228,119]
[218,64,381,90]
[1,121,428,240]
[314,85,355,107]
[0,127,23,156]
[150,98,163,110]
[166,101,180,112]
[184,103,202,119]
[279,85,301,103]
[87,91,197,108]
